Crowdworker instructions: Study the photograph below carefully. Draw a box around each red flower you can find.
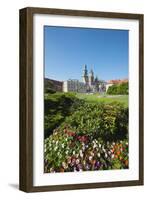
[64,129,76,137]
[77,135,88,143]
[67,131,76,137]
[63,129,67,133]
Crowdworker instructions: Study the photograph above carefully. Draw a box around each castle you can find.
[63,65,106,93]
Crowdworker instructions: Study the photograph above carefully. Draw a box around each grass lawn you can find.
[76,93,128,107]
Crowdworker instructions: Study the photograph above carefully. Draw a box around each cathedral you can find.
[63,65,106,93]
[82,65,106,93]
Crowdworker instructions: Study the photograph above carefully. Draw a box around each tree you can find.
[107,82,128,95]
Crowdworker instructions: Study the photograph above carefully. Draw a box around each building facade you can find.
[63,79,87,93]
[63,65,106,93]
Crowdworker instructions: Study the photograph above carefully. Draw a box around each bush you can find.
[44,92,83,138]
[59,102,128,141]
[107,82,128,95]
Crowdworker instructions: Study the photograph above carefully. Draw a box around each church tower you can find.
[89,69,94,86]
[82,65,89,84]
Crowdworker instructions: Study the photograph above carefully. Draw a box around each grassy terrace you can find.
[76,93,128,107]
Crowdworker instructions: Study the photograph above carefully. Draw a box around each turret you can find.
[95,76,98,83]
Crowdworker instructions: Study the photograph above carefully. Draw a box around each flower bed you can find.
[44,98,129,173]
[44,127,128,173]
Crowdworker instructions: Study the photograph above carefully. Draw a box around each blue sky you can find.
[44,26,128,81]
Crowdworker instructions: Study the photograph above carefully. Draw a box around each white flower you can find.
[103,148,106,153]
[79,150,83,158]
[79,150,83,154]
[62,162,68,169]
[65,150,69,155]
[61,144,64,148]
[75,154,79,158]
[82,146,85,151]
[89,156,93,161]
[80,153,83,158]
[99,144,101,148]
[74,167,77,172]
[76,159,80,165]
[73,151,75,155]
[54,146,58,151]
[105,153,108,158]
[56,141,58,145]
[50,167,55,173]
[93,142,97,148]
[90,152,94,157]
[82,160,86,165]
[98,153,101,157]
[111,154,114,159]
[67,157,71,164]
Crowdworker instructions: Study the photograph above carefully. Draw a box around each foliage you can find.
[107,82,128,95]
[44,92,129,172]
[44,92,83,138]
[44,79,56,93]
[59,102,128,141]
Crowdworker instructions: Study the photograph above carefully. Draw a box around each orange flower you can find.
[125,160,128,166]
[119,156,123,160]
[117,151,121,156]
[111,148,114,153]
[60,167,65,172]
[90,160,96,165]
[119,143,122,147]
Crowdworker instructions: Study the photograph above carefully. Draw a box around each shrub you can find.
[59,102,128,141]
[107,82,128,95]
[44,92,83,138]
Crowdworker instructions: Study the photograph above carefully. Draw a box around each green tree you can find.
[107,82,128,95]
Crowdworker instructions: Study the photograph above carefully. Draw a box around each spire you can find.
[82,64,88,84]
[95,76,98,82]
[89,69,94,76]
[89,68,94,86]
[83,64,88,76]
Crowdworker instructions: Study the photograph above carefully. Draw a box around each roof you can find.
[107,79,128,84]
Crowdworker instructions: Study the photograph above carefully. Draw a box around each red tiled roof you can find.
[107,79,128,84]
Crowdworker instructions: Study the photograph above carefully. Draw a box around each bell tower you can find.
[89,69,94,86]
[82,65,89,84]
